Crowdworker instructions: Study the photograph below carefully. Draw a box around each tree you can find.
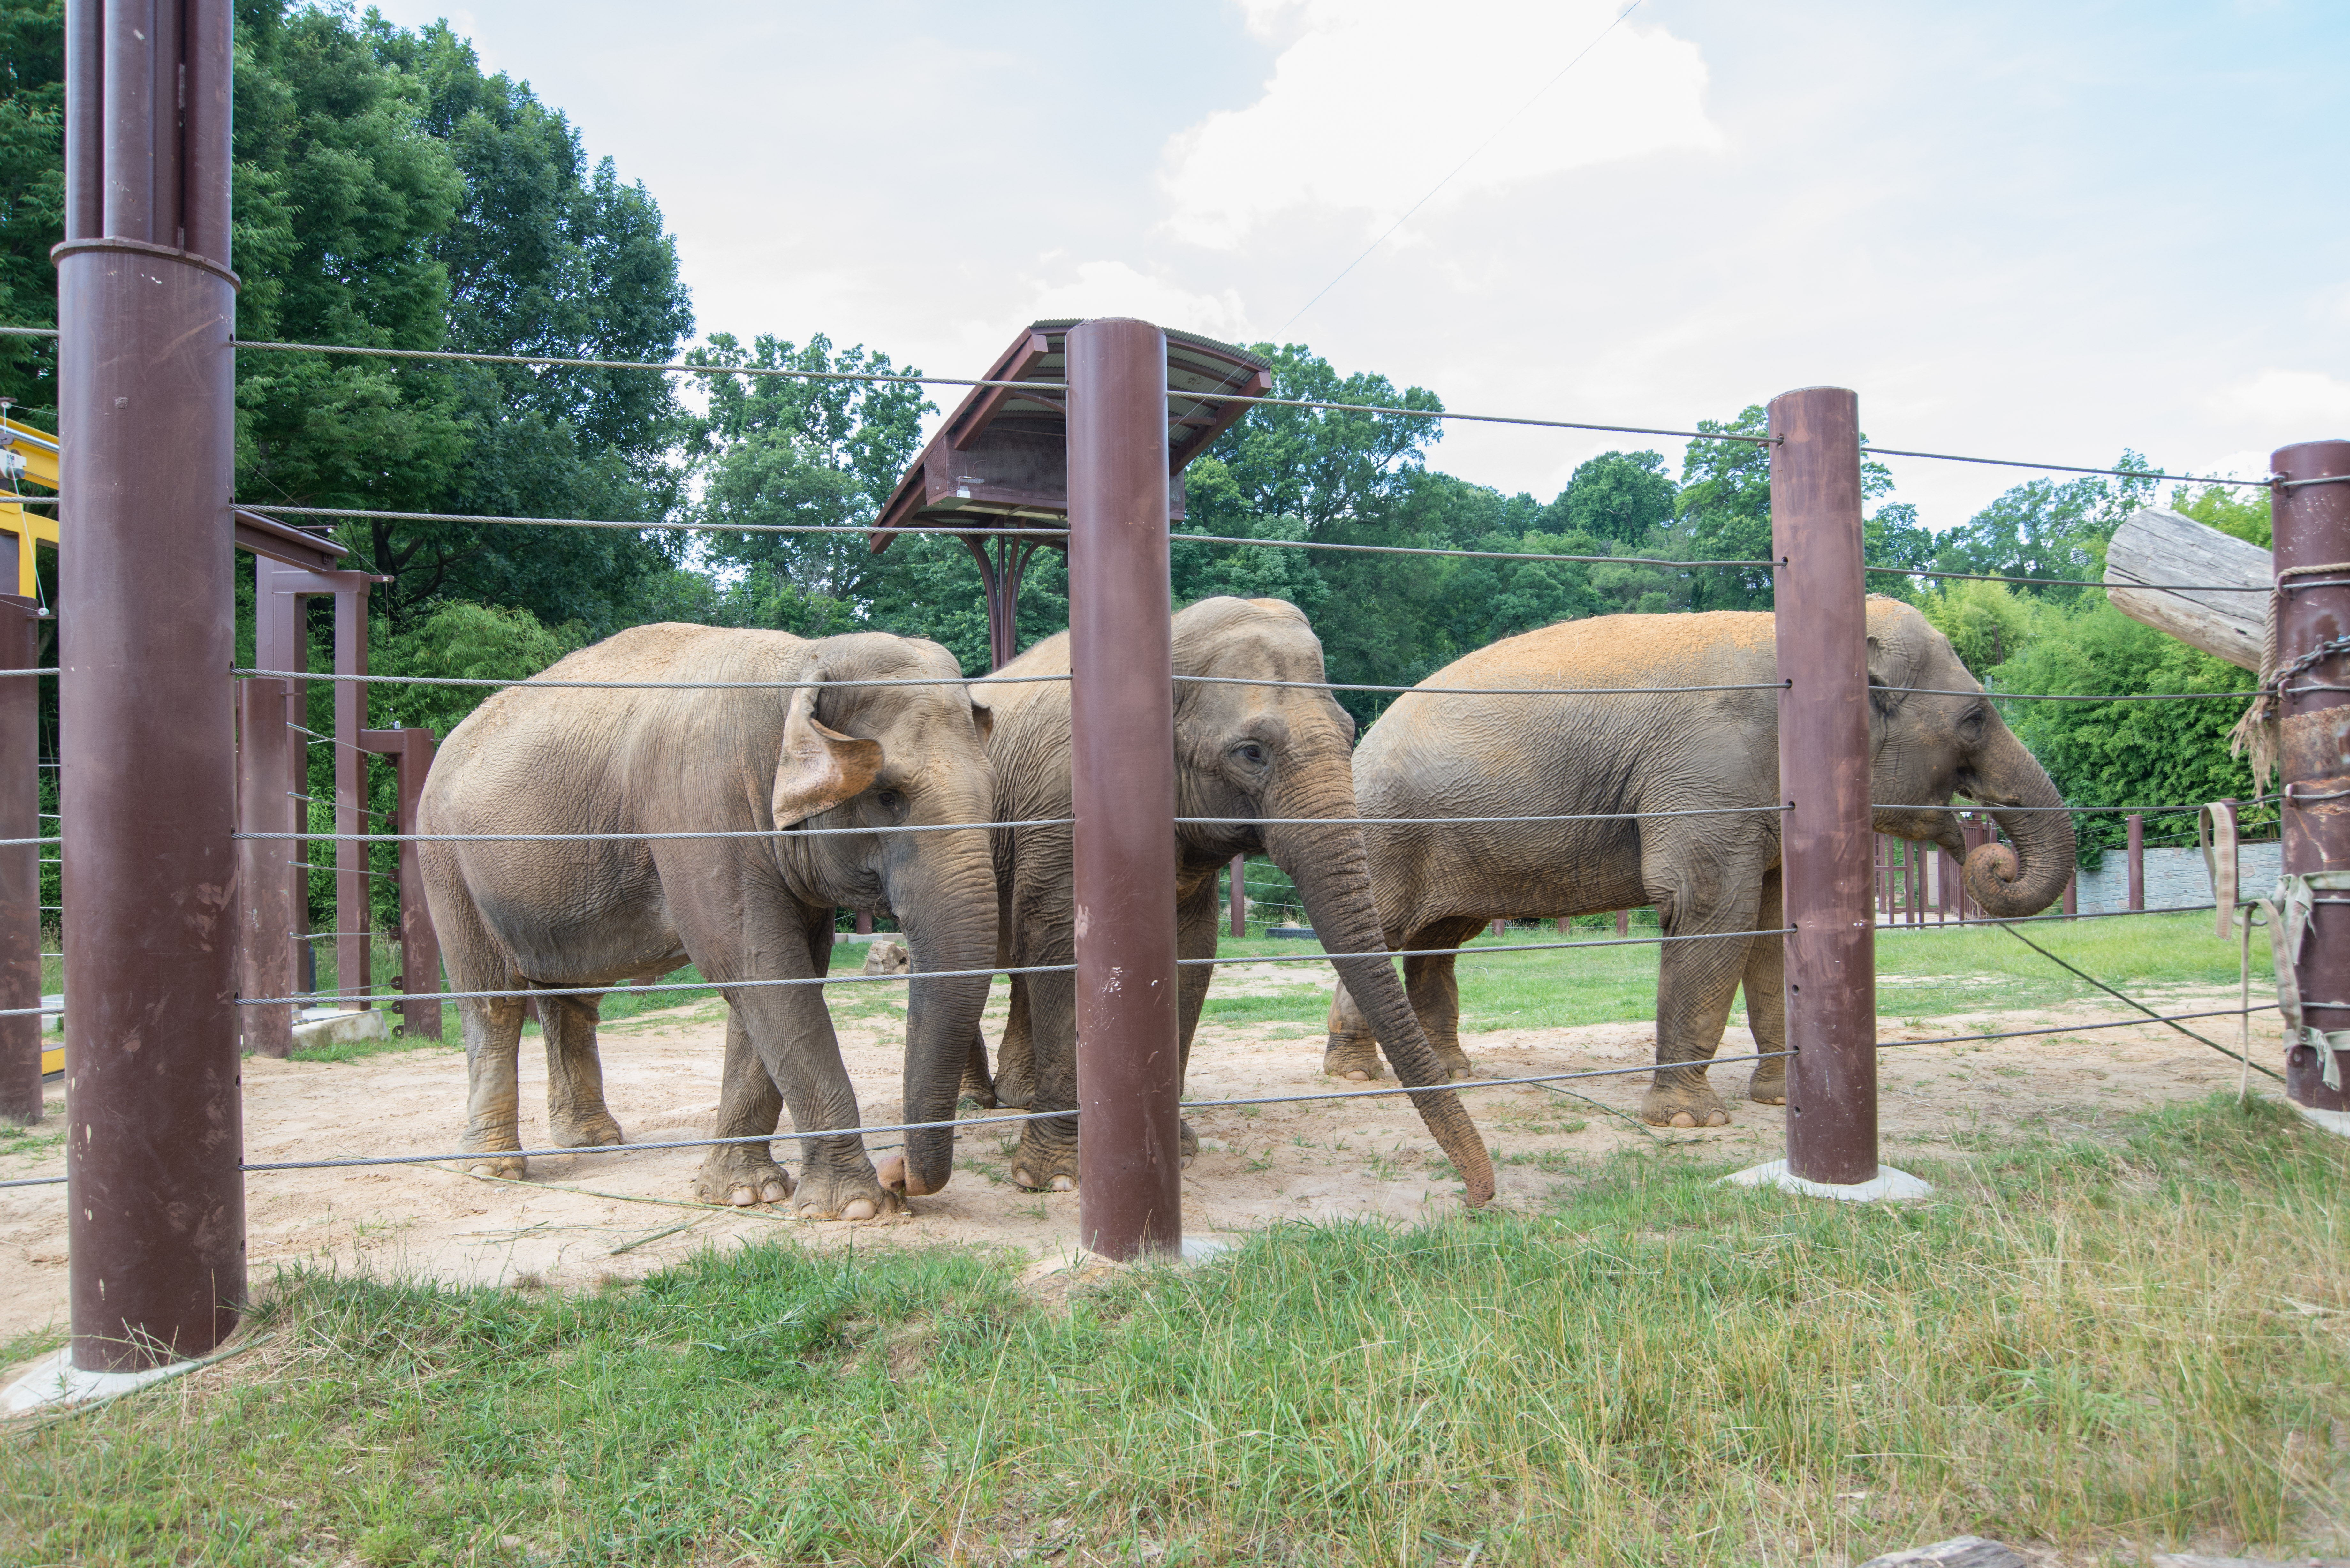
[1551,449,1674,546]
[0,0,61,426]
[1927,454,2161,600]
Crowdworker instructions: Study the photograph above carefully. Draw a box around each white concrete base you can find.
[2289,1101,2350,1140]
[1724,1158,1935,1203]
[284,1007,390,1051]
[1,1346,206,1413]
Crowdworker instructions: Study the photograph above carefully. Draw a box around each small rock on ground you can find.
[860,939,910,976]
[1858,1539,2026,1568]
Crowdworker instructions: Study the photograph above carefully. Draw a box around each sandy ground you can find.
[0,961,2276,1352]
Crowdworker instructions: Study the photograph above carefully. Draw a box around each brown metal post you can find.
[2062,870,2078,920]
[1771,385,1877,1187]
[2272,438,2350,1114]
[1228,852,1245,938]
[362,727,441,1040]
[255,563,309,997]
[334,582,369,1007]
[0,591,39,1122]
[855,909,872,937]
[2126,812,2145,911]
[1616,908,1629,938]
[58,0,246,1368]
[1067,317,1180,1261]
[236,679,295,1057]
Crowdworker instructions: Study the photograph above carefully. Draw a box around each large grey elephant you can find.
[1322,598,2075,1127]
[969,596,1495,1203]
[416,624,999,1220]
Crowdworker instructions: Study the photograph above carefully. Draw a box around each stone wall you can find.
[2072,840,2277,916]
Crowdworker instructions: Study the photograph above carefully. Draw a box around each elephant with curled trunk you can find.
[965,596,1495,1203]
[1322,598,2075,1128]
[417,624,999,1220]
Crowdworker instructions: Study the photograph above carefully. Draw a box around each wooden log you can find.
[2103,506,2271,671]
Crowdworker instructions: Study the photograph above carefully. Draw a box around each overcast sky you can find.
[369,0,2348,530]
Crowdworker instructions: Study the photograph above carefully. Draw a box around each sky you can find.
[368,0,2350,531]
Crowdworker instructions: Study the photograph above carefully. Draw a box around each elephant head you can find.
[1862,599,2076,917]
[765,633,999,1197]
[1173,599,1496,1205]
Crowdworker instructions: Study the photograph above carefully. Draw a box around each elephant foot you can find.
[693,1145,793,1209]
[994,1067,1035,1110]
[549,1107,624,1149]
[461,1127,525,1180]
[958,1068,998,1110]
[1010,1126,1080,1192]
[1640,1074,1732,1129]
[874,1153,943,1198]
[1180,1117,1199,1168]
[1747,1059,1787,1106]
[1323,1033,1386,1083]
[1437,1045,1475,1083]
[788,1163,902,1223]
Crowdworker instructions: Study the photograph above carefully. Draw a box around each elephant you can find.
[1321,597,2075,1128]
[416,624,999,1220]
[963,595,1495,1203]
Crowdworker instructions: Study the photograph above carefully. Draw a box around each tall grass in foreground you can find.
[4,1094,2345,1566]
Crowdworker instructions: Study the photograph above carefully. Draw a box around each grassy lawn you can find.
[2,1094,2343,1565]
[1202,910,2269,1036]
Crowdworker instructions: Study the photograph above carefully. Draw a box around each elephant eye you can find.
[1235,743,1268,766]
[875,789,904,816]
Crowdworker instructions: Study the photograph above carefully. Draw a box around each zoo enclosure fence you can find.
[12,18,2347,1368]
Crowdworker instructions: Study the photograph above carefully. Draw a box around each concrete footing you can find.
[1,1346,208,1413]
[1725,1158,1934,1202]
[2290,1101,2350,1140]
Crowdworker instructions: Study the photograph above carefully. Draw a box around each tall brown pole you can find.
[0,591,39,1122]
[1067,317,1179,1261]
[1228,852,1245,939]
[2126,812,2145,911]
[57,0,245,1368]
[236,679,295,1057]
[2272,438,2350,1115]
[1771,386,1877,1187]
[384,728,441,1039]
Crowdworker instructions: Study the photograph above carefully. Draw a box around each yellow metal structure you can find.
[42,1041,61,1076]
[0,414,60,599]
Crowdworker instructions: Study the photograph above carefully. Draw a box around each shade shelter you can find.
[868,319,1272,669]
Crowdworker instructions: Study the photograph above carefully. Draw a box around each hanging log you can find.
[2103,506,2270,671]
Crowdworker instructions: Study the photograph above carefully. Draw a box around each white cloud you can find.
[1158,0,1724,250]
[1027,260,1254,342]
[2206,369,2350,434]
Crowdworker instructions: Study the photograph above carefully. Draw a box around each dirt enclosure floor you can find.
[0,962,2277,1347]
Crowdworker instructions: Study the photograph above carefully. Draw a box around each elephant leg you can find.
[694,1006,794,1208]
[1405,922,1485,1081]
[725,979,896,1220]
[1323,980,1379,1080]
[993,974,1035,1109]
[1007,967,1079,1192]
[1639,870,1762,1129]
[1172,867,1221,1163]
[458,992,529,1178]
[1742,869,1788,1106]
[537,987,623,1149]
[957,1027,998,1109]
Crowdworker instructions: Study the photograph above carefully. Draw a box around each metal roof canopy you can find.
[867,319,1271,668]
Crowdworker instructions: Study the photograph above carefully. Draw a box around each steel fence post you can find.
[57,0,246,1368]
[1769,386,1879,1187]
[236,678,295,1058]
[1229,852,1245,939]
[0,592,38,1122]
[1067,317,1180,1261]
[2126,812,2144,911]
[2271,438,2350,1117]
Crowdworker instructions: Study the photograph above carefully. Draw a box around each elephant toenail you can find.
[1707,1111,1729,1127]
[1671,1111,1696,1128]
[842,1198,876,1221]
[1345,1070,1369,1082]
[1050,1175,1075,1192]
[762,1181,789,1202]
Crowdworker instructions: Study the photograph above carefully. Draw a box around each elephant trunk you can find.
[1265,776,1496,1207]
[889,841,1000,1195]
[1964,725,2079,919]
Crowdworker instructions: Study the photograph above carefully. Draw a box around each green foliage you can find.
[0,0,61,426]
[1928,456,2162,599]
[1917,577,2035,677]
[1551,449,1673,546]
[1995,595,2264,863]
[2172,480,2272,548]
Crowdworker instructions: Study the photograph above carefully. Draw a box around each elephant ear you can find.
[1865,617,1932,717]
[968,685,994,745]
[773,666,883,827]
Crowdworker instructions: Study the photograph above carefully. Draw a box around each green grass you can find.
[3,1094,2343,1565]
[1199,911,2268,1035]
